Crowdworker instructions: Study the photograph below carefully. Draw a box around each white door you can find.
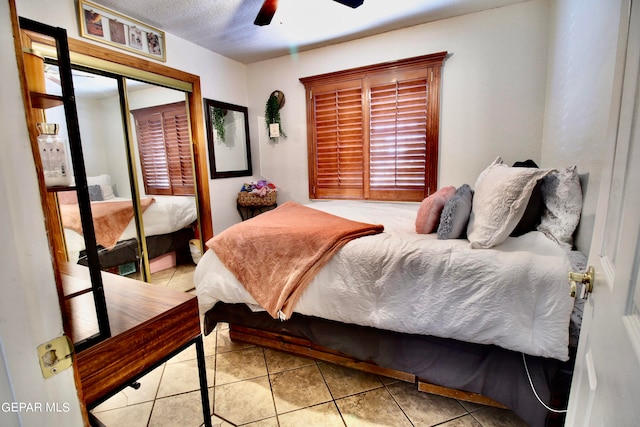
[565,0,640,425]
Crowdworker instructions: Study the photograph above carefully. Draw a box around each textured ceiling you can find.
[94,0,525,64]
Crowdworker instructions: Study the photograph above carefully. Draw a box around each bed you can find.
[59,177,198,272]
[194,158,586,427]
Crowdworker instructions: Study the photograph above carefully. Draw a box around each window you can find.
[300,52,447,202]
[131,101,195,196]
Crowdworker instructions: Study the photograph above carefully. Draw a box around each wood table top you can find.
[61,262,196,342]
[61,262,202,407]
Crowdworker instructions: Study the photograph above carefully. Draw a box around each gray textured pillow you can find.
[437,184,473,240]
[536,166,582,248]
[88,184,103,201]
[87,174,115,200]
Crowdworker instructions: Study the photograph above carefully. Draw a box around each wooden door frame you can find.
[73,38,213,243]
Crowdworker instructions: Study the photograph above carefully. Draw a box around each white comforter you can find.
[195,200,575,361]
[64,195,197,262]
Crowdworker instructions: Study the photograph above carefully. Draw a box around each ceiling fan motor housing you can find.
[334,0,365,8]
[255,0,365,26]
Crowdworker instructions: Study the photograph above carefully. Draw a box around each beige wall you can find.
[246,0,622,255]
[541,0,622,253]
[11,0,623,240]
[247,0,550,206]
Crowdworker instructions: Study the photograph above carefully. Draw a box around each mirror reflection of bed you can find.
[45,66,199,284]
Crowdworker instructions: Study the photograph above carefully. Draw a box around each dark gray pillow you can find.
[88,184,104,201]
[510,159,544,237]
[437,184,473,240]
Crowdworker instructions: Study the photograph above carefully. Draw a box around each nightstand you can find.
[237,203,277,221]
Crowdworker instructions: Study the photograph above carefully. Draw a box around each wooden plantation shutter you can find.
[162,107,194,195]
[131,102,194,196]
[301,52,447,202]
[369,70,430,200]
[135,112,169,193]
[313,81,364,199]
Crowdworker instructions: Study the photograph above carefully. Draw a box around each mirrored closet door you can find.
[45,65,199,283]
[126,79,198,282]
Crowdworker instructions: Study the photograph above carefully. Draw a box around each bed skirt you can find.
[204,302,572,427]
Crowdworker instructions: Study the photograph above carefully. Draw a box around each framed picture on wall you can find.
[77,0,166,62]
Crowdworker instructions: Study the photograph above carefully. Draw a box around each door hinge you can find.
[37,335,74,379]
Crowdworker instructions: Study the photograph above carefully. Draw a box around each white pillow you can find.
[87,174,115,200]
[467,157,555,249]
[537,166,582,248]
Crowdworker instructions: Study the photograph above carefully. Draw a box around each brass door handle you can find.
[569,266,595,299]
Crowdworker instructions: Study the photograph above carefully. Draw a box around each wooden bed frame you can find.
[202,300,570,427]
[228,323,507,409]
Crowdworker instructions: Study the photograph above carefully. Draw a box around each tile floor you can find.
[90,264,530,427]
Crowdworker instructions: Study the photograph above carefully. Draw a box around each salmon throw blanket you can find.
[60,198,155,249]
[206,201,384,319]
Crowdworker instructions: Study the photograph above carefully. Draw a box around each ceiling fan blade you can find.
[254,0,278,26]
[333,0,364,8]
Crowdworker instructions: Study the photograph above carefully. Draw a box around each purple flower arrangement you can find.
[240,180,277,197]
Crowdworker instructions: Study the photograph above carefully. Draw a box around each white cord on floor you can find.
[522,353,568,413]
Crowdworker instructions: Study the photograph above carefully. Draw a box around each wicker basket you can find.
[237,191,277,207]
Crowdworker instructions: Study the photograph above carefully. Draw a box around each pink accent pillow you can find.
[415,186,456,234]
[57,191,78,205]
